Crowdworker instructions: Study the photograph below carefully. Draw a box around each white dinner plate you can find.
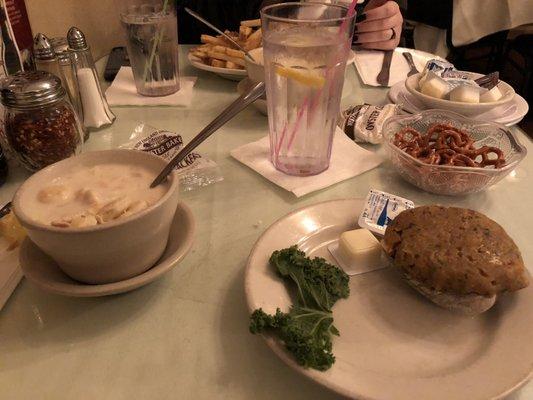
[245,199,533,400]
[388,81,529,127]
[188,52,248,81]
[20,202,195,297]
[188,49,357,82]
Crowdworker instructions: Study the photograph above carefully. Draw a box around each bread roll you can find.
[383,205,529,314]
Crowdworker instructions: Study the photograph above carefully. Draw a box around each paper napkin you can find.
[353,49,429,87]
[105,67,197,107]
[231,128,383,197]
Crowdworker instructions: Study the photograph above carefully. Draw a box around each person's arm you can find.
[354,0,403,50]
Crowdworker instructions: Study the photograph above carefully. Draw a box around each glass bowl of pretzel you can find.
[382,110,527,196]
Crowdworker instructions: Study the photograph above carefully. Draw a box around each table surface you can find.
[0,46,531,400]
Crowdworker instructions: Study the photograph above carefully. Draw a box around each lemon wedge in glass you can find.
[275,66,326,89]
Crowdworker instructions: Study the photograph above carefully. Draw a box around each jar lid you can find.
[50,37,70,62]
[33,33,56,61]
[0,71,66,109]
[67,27,88,51]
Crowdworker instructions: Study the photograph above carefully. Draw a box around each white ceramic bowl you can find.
[13,149,180,284]
[405,72,515,116]
[245,47,265,83]
[237,78,267,115]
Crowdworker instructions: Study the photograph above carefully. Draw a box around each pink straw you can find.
[275,0,358,160]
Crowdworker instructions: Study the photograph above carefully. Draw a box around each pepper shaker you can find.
[33,33,63,80]
[50,36,87,140]
[67,26,115,130]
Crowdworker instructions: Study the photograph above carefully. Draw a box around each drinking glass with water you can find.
[261,2,356,176]
[119,0,180,96]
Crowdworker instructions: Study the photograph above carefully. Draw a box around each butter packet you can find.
[121,122,223,191]
[425,59,454,75]
[338,103,400,144]
[328,228,388,276]
[358,189,414,235]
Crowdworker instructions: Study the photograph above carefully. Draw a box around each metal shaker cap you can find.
[50,37,70,62]
[67,27,88,51]
[33,33,56,61]
[0,71,66,110]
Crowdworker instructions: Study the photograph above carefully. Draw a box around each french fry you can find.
[194,22,262,70]
[226,48,245,59]
[206,50,246,67]
[191,50,208,59]
[213,45,228,54]
[226,61,244,70]
[239,25,253,41]
[244,28,262,51]
[200,34,226,46]
[211,59,226,68]
[241,18,261,28]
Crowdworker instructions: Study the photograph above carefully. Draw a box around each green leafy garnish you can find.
[270,246,350,311]
[250,246,349,371]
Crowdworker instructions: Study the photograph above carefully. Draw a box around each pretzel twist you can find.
[393,124,506,168]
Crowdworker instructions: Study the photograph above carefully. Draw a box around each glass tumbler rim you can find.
[261,1,354,24]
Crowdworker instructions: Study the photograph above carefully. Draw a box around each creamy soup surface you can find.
[25,163,168,228]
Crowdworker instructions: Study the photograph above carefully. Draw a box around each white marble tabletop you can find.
[0,46,531,399]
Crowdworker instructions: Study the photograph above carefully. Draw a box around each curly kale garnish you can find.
[250,246,350,371]
[250,307,338,371]
[269,246,350,311]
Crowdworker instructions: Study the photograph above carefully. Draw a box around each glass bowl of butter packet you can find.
[382,110,527,196]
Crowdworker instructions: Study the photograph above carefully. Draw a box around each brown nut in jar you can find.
[5,104,81,171]
[0,71,84,172]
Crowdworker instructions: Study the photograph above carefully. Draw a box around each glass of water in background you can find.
[119,0,180,96]
[261,2,356,176]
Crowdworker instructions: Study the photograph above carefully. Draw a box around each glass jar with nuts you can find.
[0,71,83,172]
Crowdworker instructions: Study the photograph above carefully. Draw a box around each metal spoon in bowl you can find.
[0,202,11,219]
[150,81,266,188]
[184,7,257,62]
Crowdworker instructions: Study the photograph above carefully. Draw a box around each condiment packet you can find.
[358,189,414,235]
[328,241,388,276]
[120,122,223,191]
[423,59,481,89]
[425,59,454,75]
[338,104,400,144]
[475,71,499,89]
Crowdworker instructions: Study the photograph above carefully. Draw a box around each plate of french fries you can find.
[188,18,262,81]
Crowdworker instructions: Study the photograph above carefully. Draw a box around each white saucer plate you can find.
[245,199,533,400]
[20,202,195,297]
[388,81,529,126]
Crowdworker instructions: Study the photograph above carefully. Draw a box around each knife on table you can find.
[376,50,393,86]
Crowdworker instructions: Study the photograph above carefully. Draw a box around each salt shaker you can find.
[67,26,115,129]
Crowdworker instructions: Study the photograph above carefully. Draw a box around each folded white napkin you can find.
[105,67,197,107]
[231,128,383,197]
[353,49,429,87]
